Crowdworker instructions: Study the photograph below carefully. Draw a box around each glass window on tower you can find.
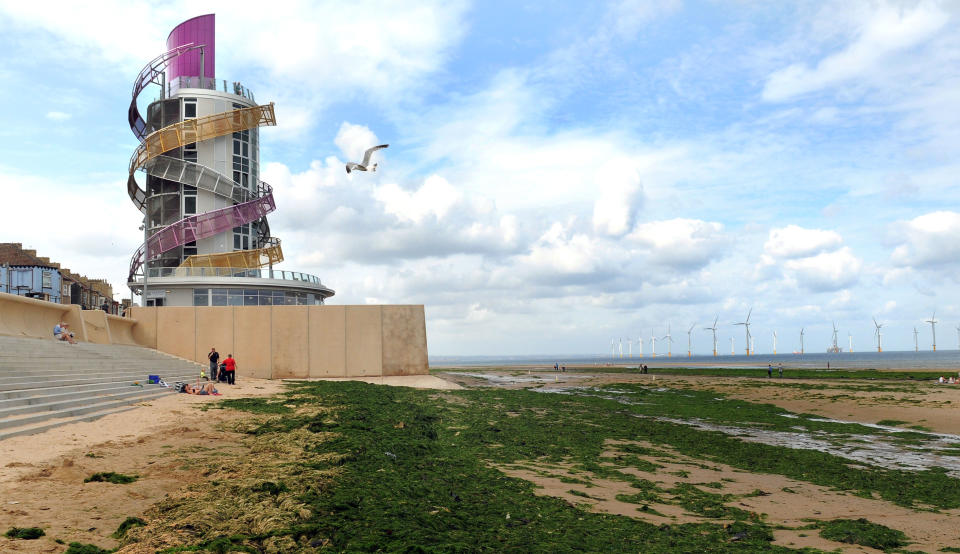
[183,98,197,119]
[183,185,197,215]
[183,142,197,164]
[232,103,251,192]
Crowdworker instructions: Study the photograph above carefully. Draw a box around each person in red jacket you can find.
[222,354,237,385]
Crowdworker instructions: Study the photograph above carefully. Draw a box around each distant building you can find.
[0,243,120,314]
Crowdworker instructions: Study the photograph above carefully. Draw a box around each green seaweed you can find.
[111,517,146,539]
[84,472,138,484]
[818,518,909,551]
[4,526,44,539]
[64,543,113,554]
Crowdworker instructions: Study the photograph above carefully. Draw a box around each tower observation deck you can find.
[126,14,334,307]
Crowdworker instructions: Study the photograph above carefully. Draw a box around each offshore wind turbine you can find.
[733,308,752,356]
[799,328,805,354]
[848,332,853,353]
[704,316,719,357]
[637,335,643,358]
[873,318,883,353]
[913,327,919,352]
[663,324,674,357]
[627,338,633,359]
[730,337,735,355]
[651,335,657,358]
[610,339,615,360]
[772,330,777,355]
[830,322,840,353]
[687,322,696,357]
[927,311,938,351]
[618,337,623,359]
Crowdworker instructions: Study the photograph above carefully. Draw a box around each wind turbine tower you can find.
[772,330,777,355]
[873,318,883,353]
[610,339,615,360]
[848,332,853,353]
[733,308,752,356]
[800,328,805,355]
[704,316,719,357]
[927,311,938,351]
[618,337,623,359]
[637,335,643,358]
[730,337,735,355]
[687,323,696,357]
[913,327,919,352]
[663,324,673,357]
[627,338,633,359]
[829,322,840,353]
[651,335,657,358]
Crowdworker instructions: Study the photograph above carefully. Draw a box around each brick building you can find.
[0,243,120,314]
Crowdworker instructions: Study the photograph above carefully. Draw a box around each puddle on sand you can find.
[538,386,960,477]
[445,372,592,386]
[650,416,960,477]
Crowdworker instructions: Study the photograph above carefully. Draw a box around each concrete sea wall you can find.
[0,292,428,378]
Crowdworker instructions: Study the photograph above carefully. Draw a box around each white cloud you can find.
[45,111,71,121]
[763,2,949,101]
[374,176,462,224]
[783,247,862,292]
[764,224,843,259]
[519,222,610,276]
[592,158,643,236]
[627,218,727,270]
[890,210,960,269]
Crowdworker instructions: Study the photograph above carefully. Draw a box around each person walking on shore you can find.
[222,354,237,385]
[207,347,220,381]
[767,364,773,378]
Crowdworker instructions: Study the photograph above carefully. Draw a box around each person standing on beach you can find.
[778,363,783,378]
[767,364,773,378]
[222,354,237,385]
[207,347,220,381]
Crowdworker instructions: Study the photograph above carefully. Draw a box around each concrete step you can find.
[0,405,137,441]
[0,335,209,441]
[0,360,199,369]
[0,371,203,392]
[0,382,171,408]
[0,385,176,418]
[0,388,174,432]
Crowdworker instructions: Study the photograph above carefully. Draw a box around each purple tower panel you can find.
[165,14,215,81]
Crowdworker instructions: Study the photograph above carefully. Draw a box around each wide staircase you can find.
[0,335,207,440]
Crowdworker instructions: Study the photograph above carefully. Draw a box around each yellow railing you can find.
[179,240,284,269]
[129,103,276,173]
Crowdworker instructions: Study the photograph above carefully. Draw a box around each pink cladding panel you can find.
[166,14,215,81]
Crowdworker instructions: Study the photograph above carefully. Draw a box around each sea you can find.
[430,350,960,370]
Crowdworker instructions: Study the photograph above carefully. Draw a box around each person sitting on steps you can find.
[53,322,76,344]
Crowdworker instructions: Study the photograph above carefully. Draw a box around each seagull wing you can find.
[345,162,363,173]
[361,144,389,166]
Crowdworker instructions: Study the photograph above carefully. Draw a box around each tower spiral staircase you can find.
[126,45,283,286]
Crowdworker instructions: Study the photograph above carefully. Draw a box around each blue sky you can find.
[1,1,959,355]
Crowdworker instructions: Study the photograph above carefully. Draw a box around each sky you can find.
[1,0,959,356]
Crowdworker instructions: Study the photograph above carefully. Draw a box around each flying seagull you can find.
[345,144,389,174]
